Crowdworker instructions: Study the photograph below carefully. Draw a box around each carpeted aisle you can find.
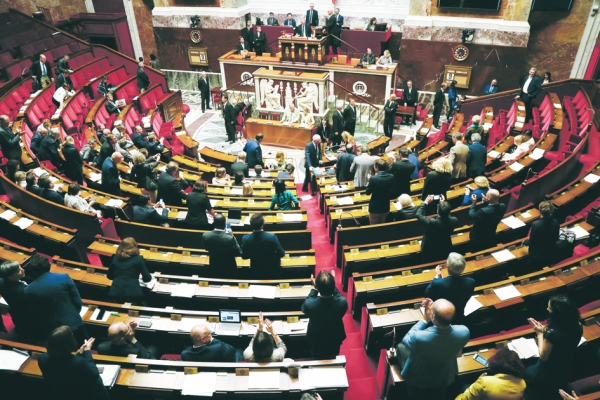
[299,185,379,400]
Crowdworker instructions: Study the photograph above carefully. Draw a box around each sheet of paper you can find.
[139,276,156,289]
[248,369,281,389]
[80,306,88,318]
[554,103,562,109]
[248,170,256,176]
[578,336,587,347]
[0,349,29,371]
[516,116,525,123]
[97,364,121,388]
[288,321,308,333]
[181,372,217,396]
[493,284,522,301]
[177,317,206,332]
[336,196,354,205]
[0,210,16,220]
[0,297,7,306]
[584,174,600,183]
[241,322,258,336]
[325,154,337,161]
[501,215,526,229]
[300,195,313,201]
[487,150,500,158]
[464,296,483,316]
[483,122,493,130]
[492,249,516,263]
[13,217,34,230]
[282,213,303,222]
[230,188,243,195]
[569,225,589,239]
[171,284,196,298]
[206,213,214,224]
[333,184,348,192]
[518,106,525,111]
[88,172,102,182]
[210,199,218,207]
[249,285,276,299]
[509,162,525,172]
[521,211,532,218]
[104,199,124,208]
[509,337,539,359]
[90,308,111,322]
[393,202,402,210]
[176,211,188,220]
[298,366,349,391]
[529,148,545,160]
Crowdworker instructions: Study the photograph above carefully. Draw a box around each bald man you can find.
[101,152,123,196]
[396,299,470,399]
[98,321,158,359]
[181,324,241,362]
[468,188,506,252]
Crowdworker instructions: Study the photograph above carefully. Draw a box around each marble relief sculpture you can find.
[295,82,319,113]
[260,79,282,109]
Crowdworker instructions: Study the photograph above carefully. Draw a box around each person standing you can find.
[302,270,347,359]
[101,152,123,197]
[149,54,160,70]
[244,21,255,51]
[231,151,249,178]
[130,152,159,203]
[325,9,337,55]
[464,115,484,144]
[243,133,264,168]
[383,94,398,138]
[303,134,322,194]
[404,80,419,125]
[396,299,470,400]
[61,136,83,184]
[524,200,560,271]
[254,26,266,56]
[343,98,357,136]
[335,143,355,183]
[515,68,542,122]
[421,157,453,201]
[197,72,211,113]
[269,179,299,210]
[366,158,396,224]
[39,128,63,169]
[136,62,150,92]
[350,145,376,189]
[30,54,54,89]
[449,132,469,182]
[0,114,24,162]
[331,102,344,149]
[469,189,506,252]
[0,261,28,338]
[316,118,331,152]
[185,180,214,230]
[107,237,153,304]
[241,213,285,278]
[424,253,475,325]
[416,196,458,263]
[222,94,237,143]
[157,161,189,206]
[432,82,447,129]
[306,3,319,28]
[202,214,242,277]
[447,80,459,120]
[389,147,415,197]
[466,133,486,178]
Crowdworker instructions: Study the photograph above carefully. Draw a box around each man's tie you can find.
[42,62,46,76]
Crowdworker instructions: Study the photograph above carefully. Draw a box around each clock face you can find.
[190,30,202,43]
[453,45,469,61]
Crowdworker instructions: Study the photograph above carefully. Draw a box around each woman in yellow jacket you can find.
[455,348,526,400]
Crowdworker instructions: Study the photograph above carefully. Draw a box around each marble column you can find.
[84,0,95,13]
[123,0,144,60]
[571,5,600,78]
[504,0,534,22]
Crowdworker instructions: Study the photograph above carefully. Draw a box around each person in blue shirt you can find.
[483,79,499,95]
[447,80,459,120]
[269,178,299,210]
[407,148,420,180]
[463,176,490,207]
[243,133,264,168]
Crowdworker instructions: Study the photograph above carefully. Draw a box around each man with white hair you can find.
[231,151,249,177]
[469,188,506,252]
[30,53,54,88]
[136,61,150,92]
[383,94,398,138]
[98,321,158,359]
[331,102,344,148]
[424,252,476,325]
[197,71,211,112]
[303,134,323,194]
[296,18,309,37]
[281,103,301,123]
[38,128,62,169]
[182,324,240,362]
[102,152,123,196]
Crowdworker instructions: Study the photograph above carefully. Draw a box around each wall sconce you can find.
[462,29,475,44]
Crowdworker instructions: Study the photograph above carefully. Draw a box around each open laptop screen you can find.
[219,310,241,323]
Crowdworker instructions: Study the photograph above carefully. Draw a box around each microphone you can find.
[522,167,534,186]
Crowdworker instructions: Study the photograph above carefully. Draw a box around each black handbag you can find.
[145,176,158,191]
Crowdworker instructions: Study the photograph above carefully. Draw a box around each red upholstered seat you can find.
[183,104,190,114]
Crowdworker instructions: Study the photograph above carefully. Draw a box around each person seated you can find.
[464,115,484,144]
[295,18,310,37]
[243,183,254,196]
[25,172,43,196]
[361,48,376,65]
[112,124,131,142]
[231,171,245,187]
[105,93,123,115]
[365,17,377,31]
[14,171,26,187]
[522,129,535,147]
[212,167,231,185]
[52,82,74,109]
[237,36,249,55]
[97,75,114,97]
[6,159,19,182]
[0,261,28,338]
[266,12,279,26]
[55,70,74,90]
[38,175,65,205]
[80,138,100,167]
[253,164,264,178]
[145,133,165,156]
[98,321,158,359]
[38,128,63,169]
[30,127,48,155]
[133,195,168,226]
[131,125,148,149]
[272,151,287,169]
[301,107,315,125]
[376,50,392,66]
[64,183,96,213]
[462,176,490,205]
[283,13,296,27]
[116,139,133,162]
[182,324,241,362]
[243,312,287,362]
[278,163,295,179]
[231,151,250,178]
[56,55,73,75]
[269,178,299,210]
[502,135,529,162]
[281,104,301,123]
[394,194,417,221]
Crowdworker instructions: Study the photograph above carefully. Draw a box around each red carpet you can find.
[298,184,379,399]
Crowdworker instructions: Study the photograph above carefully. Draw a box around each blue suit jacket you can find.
[283,19,297,27]
[181,338,240,362]
[30,131,43,154]
[302,288,348,349]
[241,231,285,278]
[101,157,121,196]
[243,140,263,168]
[24,272,83,340]
[401,320,470,388]
[466,142,487,178]
[133,205,168,226]
[424,276,476,324]
[483,84,498,95]
[41,188,65,206]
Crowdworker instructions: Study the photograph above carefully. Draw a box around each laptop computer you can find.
[216,309,241,336]
[228,208,242,225]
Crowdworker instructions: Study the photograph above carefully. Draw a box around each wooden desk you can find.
[0,237,35,266]
[246,118,314,149]
[547,160,600,219]
[549,92,564,131]
[395,105,415,125]
[278,35,328,64]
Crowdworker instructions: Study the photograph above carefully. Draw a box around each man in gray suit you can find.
[449,132,469,182]
[335,144,355,183]
[350,145,376,189]
[396,299,470,400]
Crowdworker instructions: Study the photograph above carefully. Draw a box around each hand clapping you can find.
[527,318,545,334]
[79,337,95,352]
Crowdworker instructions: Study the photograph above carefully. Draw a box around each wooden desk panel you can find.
[246,118,314,149]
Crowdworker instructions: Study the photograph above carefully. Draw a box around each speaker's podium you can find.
[278,35,328,65]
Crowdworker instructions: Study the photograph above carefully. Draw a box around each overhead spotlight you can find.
[190,15,201,29]
[462,29,475,44]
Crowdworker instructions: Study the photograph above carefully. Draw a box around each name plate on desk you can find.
[350,248,359,254]
[158,278,169,284]
[135,365,149,373]
[381,245,389,251]
[171,314,182,321]
[86,268,95,274]
[495,340,509,349]
[208,316,219,323]
[182,251,191,256]
[402,271,412,276]
[236,368,250,376]
[279,283,290,288]
[184,367,198,375]
[247,317,259,324]
[128,310,140,317]
[287,316,299,323]
[362,276,373,282]
[239,282,249,289]
[376,308,388,315]
[198,281,209,287]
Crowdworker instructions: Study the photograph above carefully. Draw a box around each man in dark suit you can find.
[343,98,357,135]
[236,37,249,55]
[283,13,296,28]
[515,67,542,122]
[105,94,122,115]
[254,26,266,56]
[98,133,117,167]
[133,195,168,226]
[483,79,499,95]
[424,253,476,325]
[466,133,487,178]
[244,21,255,51]
[266,12,279,26]
[202,214,242,277]
[333,8,344,35]
[389,147,415,197]
[38,175,66,205]
[241,213,285,278]
[0,261,29,337]
[55,55,72,75]
[416,196,459,263]
[366,158,396,224]
[55,70,74,90]
[469,189,506,252]
[24,254,87,344]
[302,270,347,359]
[38,128,62,169]
[25,172,43,196]
[361,48,376,65]
[98,321,158,359]
[101,152,123,197]
[295,19,309,37]
[315,117,331,144]
[231,151,249,177]
[30,127,47,155]
[182,324,241,362]
[243,133,264,168]
[432,82,447,129]
[0,114,24,162]
[145,134,165,157]
[157,161,189,206]
[404,80,419,125]
[131,125,148,149]
[197,72,211,113]
[383,94,398,138]
[222,95,237,143]
[335,144,355,183]
[303,134,322,194]
[306,3,319,27]
[278,163,295,179]
[331,103,344,148]
[30,54,54,89]
[325,9,338,55]
[136,62,150,92]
